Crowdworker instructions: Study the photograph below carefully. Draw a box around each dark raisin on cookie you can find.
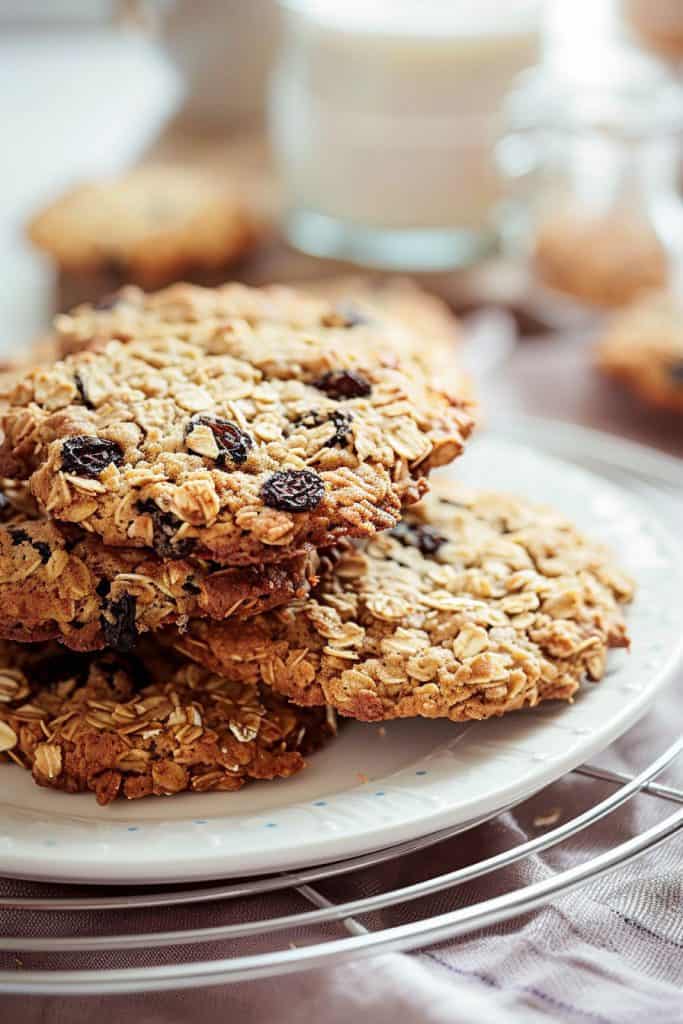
[313,369,372,400]
[294,409,326,430]
[101,594,138,652]
[185,415,253,467]
[325,409,353,448]
[667,361,683,384]
[32,540,51,565]
[136,499,197,560]
[95,578,111,598]
[261,469,325,513]
[182,579,201,595]
[63,534,81,554]
[390,521,448,557]
[7,528,51,563]
[61,436,124,478]
[294,409,353,447]
[9,528,30,546]
[74,372,94,409]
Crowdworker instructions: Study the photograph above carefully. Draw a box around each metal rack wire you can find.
[0,736,681,995]
[1,419,682,997]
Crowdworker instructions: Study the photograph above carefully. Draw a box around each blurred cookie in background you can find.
[28,165,261,311]
[596,290,683,413]
[533,209,669,310]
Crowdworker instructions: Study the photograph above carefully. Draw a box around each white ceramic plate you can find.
[1,434,682,885]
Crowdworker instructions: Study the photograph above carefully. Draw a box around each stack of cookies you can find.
[0,281,633,805]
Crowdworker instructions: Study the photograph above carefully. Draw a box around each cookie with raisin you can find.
[0,283,474,564]
[0,517,319,652]
[0,639,336,804]
[52,276,474,405]
[298,275,474,402]
[167,480,634,723]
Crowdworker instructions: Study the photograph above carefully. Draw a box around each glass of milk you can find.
[269,0,544,269]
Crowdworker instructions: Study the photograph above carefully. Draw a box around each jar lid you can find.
[507,48,683,138]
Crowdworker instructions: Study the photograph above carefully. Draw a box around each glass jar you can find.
[499,51,683,314]
[269,0,544,270]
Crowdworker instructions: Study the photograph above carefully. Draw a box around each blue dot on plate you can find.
[127,826,139,832]
[313,800,327,807]
[193,820,208,825]
[375,791,385,797]
[415,770,428,776]
[265,822,278,828]
[44,839,57,847]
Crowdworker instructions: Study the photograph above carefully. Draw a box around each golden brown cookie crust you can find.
[0,516,316,652]
[296,275,475,405]
[169,481,633,723]
[0,641,336,804]
[0,285,473,564]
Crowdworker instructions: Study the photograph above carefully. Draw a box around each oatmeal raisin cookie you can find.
[0,640,336,804]
[168,481,634,722]
[0,516,317,651]
[0,285,473,563]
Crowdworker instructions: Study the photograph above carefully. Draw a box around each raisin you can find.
[390,521,448,557]
[295,409,326,430]
[95,578,111,598]
[7,529,51,563]
[186,415,253,467]
[325,410,353,448]
[668,361,683,384]
[101,594,138,652]
[261,469,325,513]
[61,436,124,478]
[32,541,51,565]
[136,499,196,560]
[295,409,353,447]
[74,372,94,410]
[182,579,201,595]
[313,369,372,400]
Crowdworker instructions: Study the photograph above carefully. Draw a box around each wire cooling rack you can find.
[1,419,682,996]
